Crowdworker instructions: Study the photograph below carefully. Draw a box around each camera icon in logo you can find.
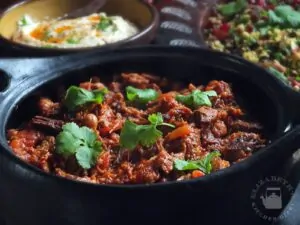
[260,187,282,210]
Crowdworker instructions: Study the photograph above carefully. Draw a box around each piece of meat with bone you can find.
[31,116,64,132]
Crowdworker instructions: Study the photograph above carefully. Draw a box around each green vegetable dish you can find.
[7,73,266,184]
[204,0,300,90]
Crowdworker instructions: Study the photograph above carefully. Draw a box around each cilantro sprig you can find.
[126,86,159,104]
[55,122,103,169]
[66,38,81,44]
[176,90,217,108]
[18,15,30,26]
[174,151,221,174]
[96,16,116,31]
[120,113,175,150]
[267,5,300,28]
[217,0,248,17]
[64,86,108,111]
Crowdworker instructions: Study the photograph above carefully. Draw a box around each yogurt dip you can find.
[12,13,139,48]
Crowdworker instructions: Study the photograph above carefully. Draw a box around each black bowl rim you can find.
[0,0,159,53]
[0,45,297,189]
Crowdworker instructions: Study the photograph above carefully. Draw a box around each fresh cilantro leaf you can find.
[204,90,218,97]
[201,150,221,174]
[64,86,108,111]
[79,126,98,144]
[55,122,103,169]
[176,94,193,107]
[193,92,211,107]
[76,146,93,169]
[148,113,163,125]
[119,120,141,150]
[174,151,221,174]
[148,112,175,128]
[139,125,162,147]
[126,86,159,104]
[119,113,174,150]
[96,16,114,31]
[274,5,294,19]
[217,0,247,17]
[268,5,300,28]
[56,130,82,156]
[67,38,81,44]
[286,13,300,28]
[176,90,217,109]
[62,122,86,140]
[268,10,284,25]
[18,15,29,26]
[268,67,288,83]
[173,159,200,171]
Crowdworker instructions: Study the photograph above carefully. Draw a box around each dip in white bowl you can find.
[12,13,139,48]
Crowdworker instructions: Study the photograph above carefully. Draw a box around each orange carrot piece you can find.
[89,15,100,21]
[191,170,205,178]
[166,124,191,141]
[30,25,48,40]
[55,26,72,33]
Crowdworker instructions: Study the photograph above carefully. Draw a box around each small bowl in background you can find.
[0,0,159,56]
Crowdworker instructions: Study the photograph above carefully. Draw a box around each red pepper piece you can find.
[212,23,230,40]
[220,23,230,32]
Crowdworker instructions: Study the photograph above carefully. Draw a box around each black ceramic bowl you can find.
[0,46,300,225]
[0,0,159,56]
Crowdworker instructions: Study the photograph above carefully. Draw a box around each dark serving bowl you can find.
[0,46,300,225]
[0,0,159,56]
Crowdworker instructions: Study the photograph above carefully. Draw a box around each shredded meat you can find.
[7,74,267,185]
[38,98,61,116]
